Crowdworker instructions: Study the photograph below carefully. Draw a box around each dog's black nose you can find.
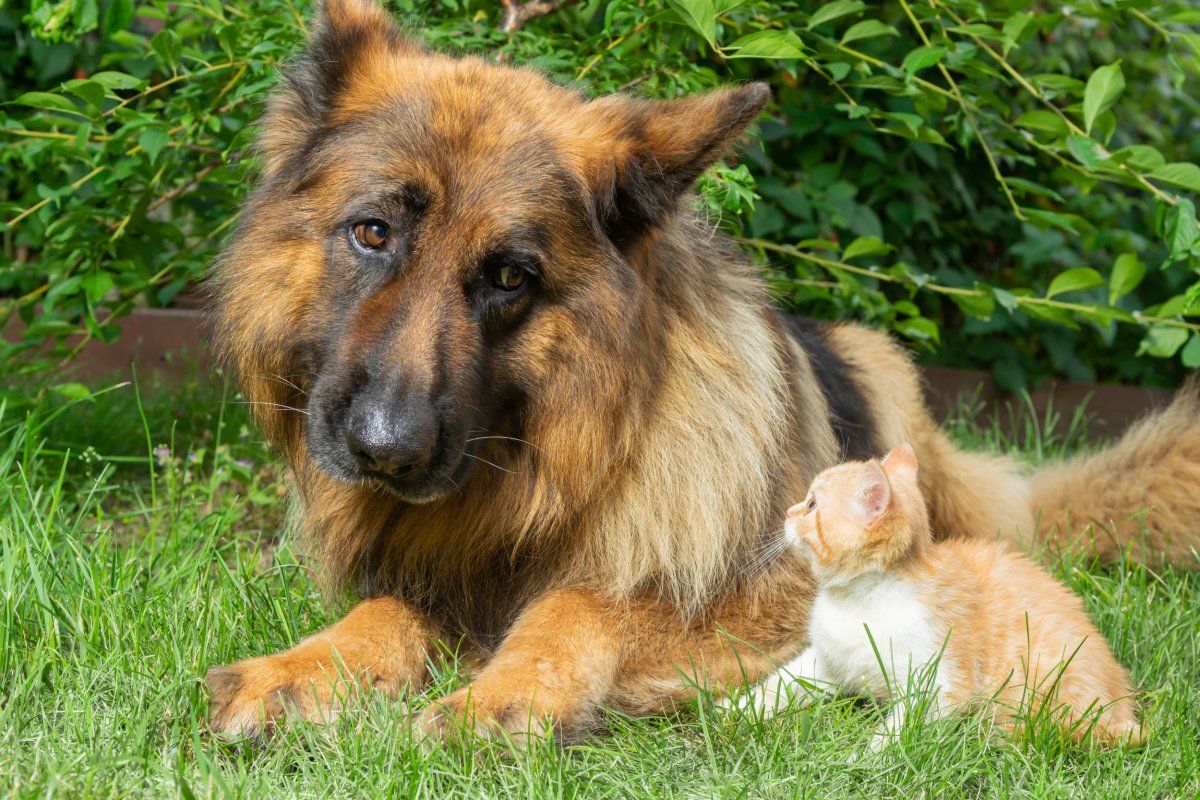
[345,402,438,480]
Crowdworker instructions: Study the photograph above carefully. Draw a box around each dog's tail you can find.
[1030,379,1200,566]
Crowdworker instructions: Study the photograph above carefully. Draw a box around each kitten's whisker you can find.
[746,528,790,558]
[739,536,790,576]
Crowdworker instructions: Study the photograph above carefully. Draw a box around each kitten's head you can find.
[785,443,930,582]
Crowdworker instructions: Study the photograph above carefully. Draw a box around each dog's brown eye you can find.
[352,221,389,250]
[493,264,528,291]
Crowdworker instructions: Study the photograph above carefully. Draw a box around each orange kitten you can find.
[725,444,1143,749]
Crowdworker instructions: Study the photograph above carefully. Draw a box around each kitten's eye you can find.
[493,263,529,291]
[351,221,389,250]
[805,495,817,513]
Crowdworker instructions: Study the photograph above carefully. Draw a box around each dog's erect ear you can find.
[580,83,769,248]
[258,0,416,182]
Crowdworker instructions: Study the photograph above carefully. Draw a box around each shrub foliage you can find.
[3,0,1200,388]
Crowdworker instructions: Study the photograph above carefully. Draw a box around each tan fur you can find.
[207,597,437,736]
[206,0,1197,745]
[778,446,1142,746]
[1032,381,1200,563]
[823,324,1036,543]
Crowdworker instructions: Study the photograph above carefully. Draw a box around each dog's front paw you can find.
[417,682,558,750]
[205,653,353,740]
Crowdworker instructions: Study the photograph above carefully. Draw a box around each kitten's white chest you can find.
[809,573,941,699]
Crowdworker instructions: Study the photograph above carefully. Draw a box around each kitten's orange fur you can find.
[727,444,1143,749]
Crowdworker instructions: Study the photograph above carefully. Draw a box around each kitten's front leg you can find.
[868,700,908,752]
[719,646,826,719]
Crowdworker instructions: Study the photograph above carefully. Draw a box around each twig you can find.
[735,236,1200,332]
[142,162,221,218]
[499,0,578,33]
[576,20,650,80]
[5,166,106,228]
[617,69,664,92]
[102,61,245,120]
[898,0,1024,219]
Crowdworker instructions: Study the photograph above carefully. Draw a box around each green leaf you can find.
[895,316,940,344]
[1022,208,1094,236]
[1014,110,1067,137]
[949,23,1004,40]
[66,80,104,112]
[138,128,169,163]
[89,71,142,91]
[826,62,852,81]
[807,0,865,30]
[950,290,995,320]
[1005,177,1063,202]
[1033,74,1085,98]
[1066,134,1105,169]
[723,30,807,60]
[901,46,944,76]
[102,0,133,36]
[1001,13,1035,55]
[53,382,93,400]
[1105,145,1165,172]
[1138,325,1189,358]
[1149,163,1200,194]
[1183,33,1200,60]
[1022,302,1079,328]
[667,0,716,45]
[835,102,871,119]
[1074,305,1122,328]
[1108,253,1145,304]
[81,270,114,304]
[150,29,183,69]
[23,320,79,338]
[1082,61,1124,135]
[10,91,85,115]
[992,287,1019,313]
[841,19,898,44]
[1046,267,1104,299]
[1164,199,1199,263]
[1155,295,1191,318]
[1182,334,1200,368]
[796,238,841,251]
[841,236,894,260]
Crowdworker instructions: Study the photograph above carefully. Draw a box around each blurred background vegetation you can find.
[2,0,1200,391]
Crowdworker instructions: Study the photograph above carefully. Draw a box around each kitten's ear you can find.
[851,460,892,528]
[881,443,919,481]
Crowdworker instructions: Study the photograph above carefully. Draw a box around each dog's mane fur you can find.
[267,214,840,635]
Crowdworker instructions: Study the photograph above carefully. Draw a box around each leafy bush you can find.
[3,0,1200,389]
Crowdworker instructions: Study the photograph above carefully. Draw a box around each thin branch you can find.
[617,69,665,92]
[141,162,221,220]
[898,0,1024,219]
[735,236,1200,333]
[101,61,244,119]
[499,0,578,33]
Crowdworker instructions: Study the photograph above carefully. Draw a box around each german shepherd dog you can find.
[207,0,1200,743]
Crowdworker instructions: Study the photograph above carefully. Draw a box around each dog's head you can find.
[214,0,768,504]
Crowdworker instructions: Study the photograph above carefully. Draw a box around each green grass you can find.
[1,379,1197,799]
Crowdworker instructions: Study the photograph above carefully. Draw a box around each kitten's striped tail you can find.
[1030,378,1200,566]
